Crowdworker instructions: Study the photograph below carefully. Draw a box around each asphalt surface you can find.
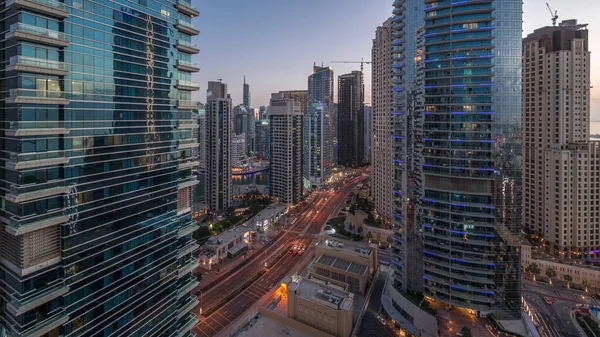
[522,281,583,337]
[357,265,394,337]
[193,175,366,337]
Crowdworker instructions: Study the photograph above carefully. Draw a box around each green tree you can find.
[564,274,573,289]
[461,327,473,337]
[583,279,591,292]
[526,263,541,281]
[545,267,556,284]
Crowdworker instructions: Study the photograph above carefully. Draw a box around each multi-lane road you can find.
[192,175,366,337]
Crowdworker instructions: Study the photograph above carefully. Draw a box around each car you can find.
[292,251,298,257]
[377,315,386,326]
[543,297,553,305]
[592,293,600,299]
[288,250,293,255]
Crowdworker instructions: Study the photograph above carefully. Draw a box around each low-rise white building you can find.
[252,204,287,232]
[198,227,249,270]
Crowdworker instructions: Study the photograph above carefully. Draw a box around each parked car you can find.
[376,315,386,326]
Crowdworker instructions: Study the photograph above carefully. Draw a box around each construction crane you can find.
[546,3,558,26]
[331,58,372,73]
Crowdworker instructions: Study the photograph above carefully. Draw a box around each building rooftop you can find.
[319,239,373,258]
[254,204,287,220]
[205,227,248,247]
[290,277,353,311]
[316,254,368,277]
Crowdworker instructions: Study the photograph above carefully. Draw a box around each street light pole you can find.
[199,290,203,315]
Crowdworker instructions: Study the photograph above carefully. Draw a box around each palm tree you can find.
[545,267,556,284]
[564,274,573,289]
[526,263,541,281]
[583,279,591,292]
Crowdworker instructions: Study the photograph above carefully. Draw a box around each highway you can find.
[193,174,366,337]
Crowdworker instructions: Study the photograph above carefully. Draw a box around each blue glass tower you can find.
[391,0,522,320]
[0,0,201,336]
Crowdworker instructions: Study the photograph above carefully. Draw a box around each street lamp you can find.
[199,290,203,315]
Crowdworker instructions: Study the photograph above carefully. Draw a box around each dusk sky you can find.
[192,0,600,119]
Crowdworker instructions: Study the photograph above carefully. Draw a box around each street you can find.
[522,280,591,337]
[193,174,367,337]
[357,265,394,337]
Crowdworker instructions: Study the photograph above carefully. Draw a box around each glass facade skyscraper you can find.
[0,0,201,336]
[391,0,522,321]
[307,67,333,187]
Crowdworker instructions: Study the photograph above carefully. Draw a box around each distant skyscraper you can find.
[269,93,303,204]
[206,81,232,212]
[523,20,596,258]
[337,71,365,167]
[280,90,308,116]
[363,105,372,164]
[197,103,207,172]
[333,103,339,164]
[231,133,247,167]
[389,0,523,324]
[371,18,393,225]
[243,76,251,108]
[255,120,270,159]
[233,104,248,135]
[306,66,334,187]
[0,0,201,335]
[259,105,268,120]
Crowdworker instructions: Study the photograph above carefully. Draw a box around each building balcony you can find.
[6,150,69,170]
[177,138,198,150]
[6,0,69,18]
[7,55,68,76]
[7,23,69,47]
[177,260,199,279]
[177,242,199,259]
[7,88,69,105]
[6,284,69,316]
[6,183,68,203]
[6,120,68,137]
[176,80,200,91]
[4,212,68,236]
[176,40,200,54]
[177,279,199,298]
[177,119,196,129]
[176,298,200,320]
[175,0,199,17]
[17,312,68,337]
[177,223,199,239]
[175,313,199,337]
[176,19,200,36]
[178,176,199,189]
[178,160,199,170]
[176,59,200,73]
[177,100,199,109]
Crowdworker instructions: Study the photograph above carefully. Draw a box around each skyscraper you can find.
[372,17,393,225]
[269,93,303,204]
[279,90,308,116]
[254,120,270,160]
[389,0,523,325]
[0,0,201,335]
[363,105,372,164]
[231,133,247,167]
[523,20,597,259]
[337,71,365,167]
[306,66,334,188]
[243,75,251,108]
[206,81,232,212]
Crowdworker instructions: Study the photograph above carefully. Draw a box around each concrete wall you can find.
[258,307,334,337]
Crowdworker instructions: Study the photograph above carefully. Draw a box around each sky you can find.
[192,0,600,119]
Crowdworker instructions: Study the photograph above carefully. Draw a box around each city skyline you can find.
[193,0,600,119]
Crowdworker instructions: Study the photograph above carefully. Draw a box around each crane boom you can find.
[546,3,558,26]
[331,58,372,73]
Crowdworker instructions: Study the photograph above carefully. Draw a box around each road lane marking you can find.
[194,326,211,337]
[215,312,231,322]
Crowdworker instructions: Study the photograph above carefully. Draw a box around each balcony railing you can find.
[10,22,65,40]
[177,99,199,109]
[10,55,66,70]
[176,59,200,72]
[7,0,69,18]
[176,40,200,54]
[176,0,199,16]
[9,120,65,130]
[177,19,198,31]
[10,179,64,195]
[176,19,200,35]
[9,88,66,100]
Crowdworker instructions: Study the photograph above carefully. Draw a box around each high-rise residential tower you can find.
[363,105,372,164]
[306,66,334,187]
[0,0,202,335]
[269,93,303,204]
[243,75,251,108]
[523,20,597,259]
[206,81,232,212]
[389,0,523,325]
[231,133,247,167]
[372,18,393,224]
[254,120,270,160]
[279,90,308,116]
[337,71,365,167]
